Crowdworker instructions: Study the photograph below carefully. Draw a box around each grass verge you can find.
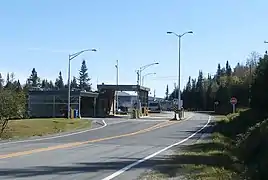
[139,109,268,180]
[0,118,92,140]
[139,133,241,180]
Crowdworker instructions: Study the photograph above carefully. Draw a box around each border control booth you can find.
[96,84,150,117]
[28,90,99,118]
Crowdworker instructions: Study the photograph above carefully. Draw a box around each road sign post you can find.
[230,97,237,113]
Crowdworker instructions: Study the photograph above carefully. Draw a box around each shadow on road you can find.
[0,113,222,179]
[0,123,225,179]
[0,153,235,179]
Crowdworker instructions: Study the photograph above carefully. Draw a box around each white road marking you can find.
[101,116,211,180]
[141,117,169,119]
[0,120,107,146]
[123,119,167,122]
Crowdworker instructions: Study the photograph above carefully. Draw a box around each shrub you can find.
[0,89,26,135]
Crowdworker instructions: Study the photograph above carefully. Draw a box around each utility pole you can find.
[115,60,119,113]
[135,70,140,114]
[68,55,71,119]
[167,31,193,120]
[67,48,97,119]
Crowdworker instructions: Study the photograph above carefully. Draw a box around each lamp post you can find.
[67,48,97,119]
[135,62,158,115]
[115,60,119,113]
[167,31,193,120]
[138,62,159,86]
[264,41,268,43]
[142,72,156,86]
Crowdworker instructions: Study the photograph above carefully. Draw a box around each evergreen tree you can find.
[191,79,197,110]
[48,80,54,89]
[28,68,40,88]
[41,79,47,89]
[216,64,221,84]
[196,71,204,110]
[79,60,91,91]
[41,79,52,89]
[5,73,12,89]
[182,76,192,108]
[206,81,213,110]
[165,85,169,100]
[226,60,232,76]
[15,80,22,92]
[55,71,64,89]
[6,73,10,83]
[71,76,78,89]
[186,76,192,91]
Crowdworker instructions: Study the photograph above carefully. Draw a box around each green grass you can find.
[139,133,241,180]
[177,134,242,180]
[139,114,245,180]
[140,109,268,180]
[0,118,91,140]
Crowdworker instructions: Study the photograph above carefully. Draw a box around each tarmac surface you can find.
[0,112,211,180]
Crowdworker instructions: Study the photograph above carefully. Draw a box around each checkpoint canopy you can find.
[97,84,150,110]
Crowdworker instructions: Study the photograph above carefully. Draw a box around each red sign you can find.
[230,97,237,105]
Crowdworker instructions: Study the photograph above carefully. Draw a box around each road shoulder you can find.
[138,115,239,180]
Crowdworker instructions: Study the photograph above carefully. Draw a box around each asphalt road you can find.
[0,112,211,180]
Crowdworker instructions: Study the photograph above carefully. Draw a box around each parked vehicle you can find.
[148,101,161,113]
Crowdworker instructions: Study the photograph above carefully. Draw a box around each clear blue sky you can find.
[1,0,268,97]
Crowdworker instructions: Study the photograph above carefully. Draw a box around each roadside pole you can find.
[115,60,119,114]
[230,97,237,114]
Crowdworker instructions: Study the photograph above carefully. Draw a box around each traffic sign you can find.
[230,97,237,105]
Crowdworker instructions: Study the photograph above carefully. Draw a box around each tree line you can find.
[168,51,268,114]
[0,60,92,134]
[24,59,92,91]
[0,59,91,92]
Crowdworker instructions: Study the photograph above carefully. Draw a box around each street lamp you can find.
[142,72,156,86]
[115,60,119,113]
[135,62,158,116]
[138,62,159,86]
[264,41,268,43]
[167,31,193,120]
[67,48,97,119]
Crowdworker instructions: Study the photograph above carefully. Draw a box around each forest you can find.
[169,51,267,115]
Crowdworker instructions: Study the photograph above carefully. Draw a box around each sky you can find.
[1,0,268,97]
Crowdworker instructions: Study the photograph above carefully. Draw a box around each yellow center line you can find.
[0,120,178,160]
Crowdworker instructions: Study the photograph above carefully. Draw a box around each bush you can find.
[0,89,26,135]
[216,109,268,180]
[215,109,265,139]
[236,119,268,180]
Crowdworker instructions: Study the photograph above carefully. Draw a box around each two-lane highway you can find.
[0,112,211,180]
